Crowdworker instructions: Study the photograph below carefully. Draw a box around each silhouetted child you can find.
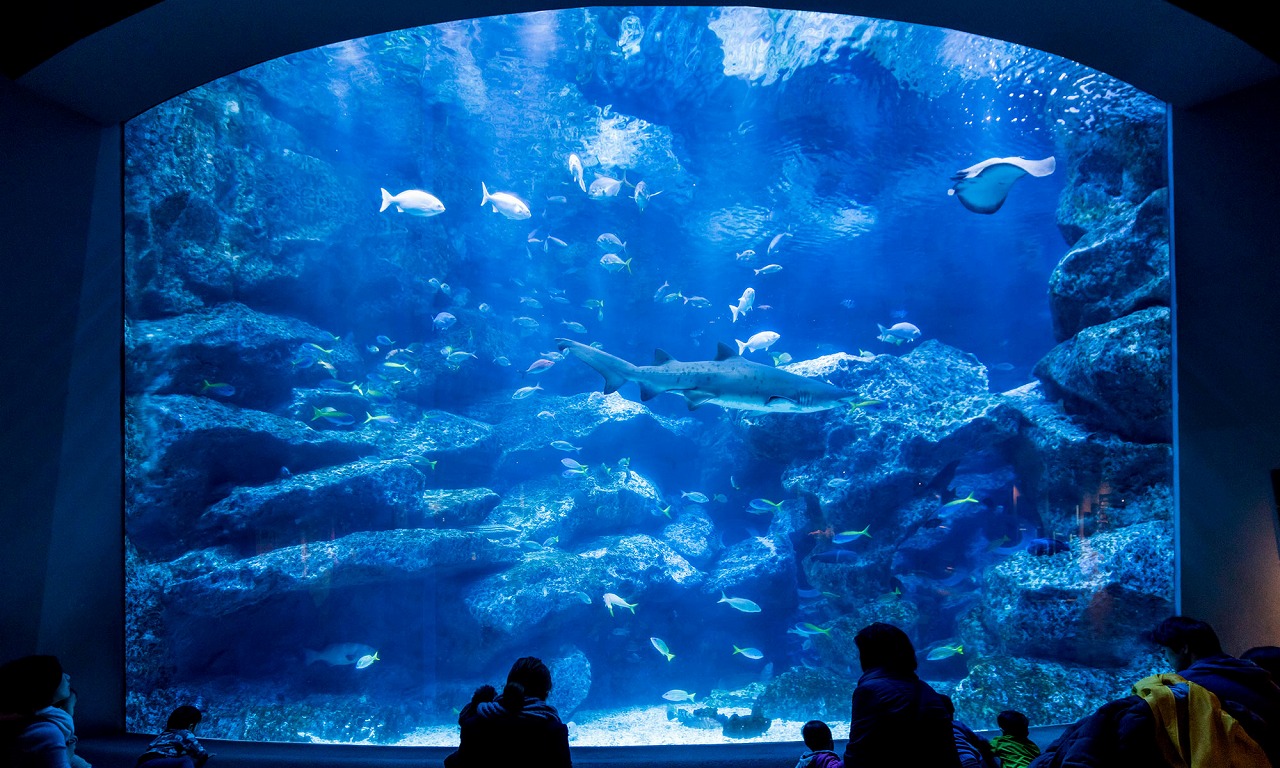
[136,705,212,768]
[989,710,1040,768]
[795,719,843,768]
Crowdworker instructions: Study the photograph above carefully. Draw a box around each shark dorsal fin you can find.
[715,342,738,361]
[654,348,677,365]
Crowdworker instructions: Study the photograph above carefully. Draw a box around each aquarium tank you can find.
[123,6,1173,747]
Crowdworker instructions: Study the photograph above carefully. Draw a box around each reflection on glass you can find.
[124,7,1172,746]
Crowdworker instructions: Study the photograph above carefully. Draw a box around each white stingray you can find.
[948,155,1056,214]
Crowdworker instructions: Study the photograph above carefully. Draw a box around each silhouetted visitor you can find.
[1150,615,1280,764]
[1241,645,1280,683]
[0,654,75,768]
[444,656,571,768]
[1029,617,1278,768]
[944,697,997,768]
[795,719,842,768]
[843,623,960,768]
[989,710,1040,768]
[135,705,211,768]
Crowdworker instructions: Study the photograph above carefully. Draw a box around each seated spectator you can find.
[1030,673,1269,768]
[944,697,998,768]
[135,705,211,768]
[0,654,75,768]
[1241,646,1280,682]
[444,656,571,768]
[990,710,1040,768]
[795,719,843,768]
[1150,615,1280,764]
[843,623,960,768]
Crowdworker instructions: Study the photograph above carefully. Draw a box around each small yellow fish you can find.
[944,492,978,507]
[926,644,964,661]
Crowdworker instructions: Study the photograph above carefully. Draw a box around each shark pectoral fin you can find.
[715,342,738,361]
[683,391,717,410]
[638,382,663,401]
[601,373,628,394]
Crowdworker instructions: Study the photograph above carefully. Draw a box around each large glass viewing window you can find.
[124,6,1173,746]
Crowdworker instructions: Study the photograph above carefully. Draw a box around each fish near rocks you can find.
[877,322,920,345]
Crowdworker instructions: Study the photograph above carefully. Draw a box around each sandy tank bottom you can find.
[379,705,851,747]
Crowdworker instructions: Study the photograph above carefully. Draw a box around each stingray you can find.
[948,155,1056,214]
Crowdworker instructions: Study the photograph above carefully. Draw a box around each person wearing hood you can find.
[0,655,75,768]
[444,656,571,767]
[1149,615,1280,764]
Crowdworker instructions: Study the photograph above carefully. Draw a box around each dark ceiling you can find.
[1,0,1273,83]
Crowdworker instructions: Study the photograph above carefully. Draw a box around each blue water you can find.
[123,7,1169,745]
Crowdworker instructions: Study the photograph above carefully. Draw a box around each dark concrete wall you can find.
[0,78,124,734]
[1171,78,1280,651]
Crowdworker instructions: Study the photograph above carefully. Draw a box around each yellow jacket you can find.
[1131,673,1271,768]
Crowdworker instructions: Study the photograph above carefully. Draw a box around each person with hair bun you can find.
[444,656,571,767]
[842,623,960,768]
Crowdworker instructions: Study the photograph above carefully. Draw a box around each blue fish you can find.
[813,548,859,564]
[200,380,235,397]
[1027,538,1070,556]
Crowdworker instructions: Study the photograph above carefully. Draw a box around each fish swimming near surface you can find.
[380,188,445,217]
[568,153,586,192]
[588,174,624,199]
[948,156,1056,214]
[480,182,532,220]
[877,322,921,345]
[305,643,377,666]
[555,338,863,413]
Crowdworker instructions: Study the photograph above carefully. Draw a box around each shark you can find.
[555,338,862,413]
